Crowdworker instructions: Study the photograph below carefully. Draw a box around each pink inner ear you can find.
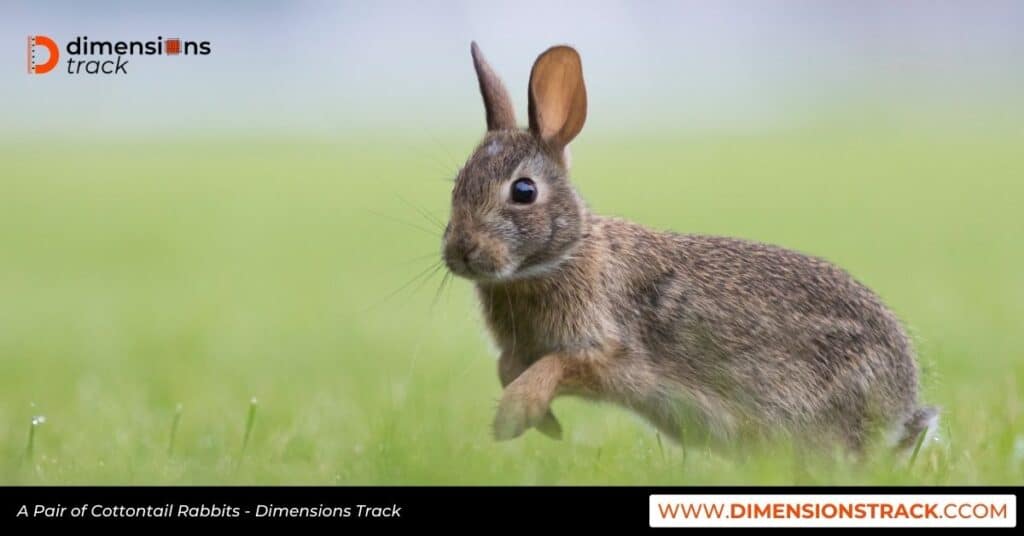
[528,46,587,149]
[532,75,573,141]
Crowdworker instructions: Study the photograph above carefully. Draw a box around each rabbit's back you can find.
[596,217,920,447]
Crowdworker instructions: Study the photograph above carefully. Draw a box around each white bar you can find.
[649,494,1016,528]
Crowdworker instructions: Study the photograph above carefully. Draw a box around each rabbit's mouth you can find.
[442,230,516,281]
[444,254,515,282]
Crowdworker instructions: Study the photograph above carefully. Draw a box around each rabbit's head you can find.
[443,43,589,281]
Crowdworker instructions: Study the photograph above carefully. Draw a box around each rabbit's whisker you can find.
[431,269,453,311]
[359,260,444,314]
[396,194,446,231]
[408,261,447,300]
[505,288,517,355]
[367,209,441,238]
[400,251,443,267]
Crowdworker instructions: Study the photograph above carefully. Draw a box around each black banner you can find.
[0,486,1019,529]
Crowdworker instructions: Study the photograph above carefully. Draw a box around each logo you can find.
[27,35,59,74]
[25,35,211,75]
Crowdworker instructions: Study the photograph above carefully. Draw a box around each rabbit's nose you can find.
[461,243,480,265]
[443,234,475,274]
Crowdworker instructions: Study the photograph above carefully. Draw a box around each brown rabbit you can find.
[442,42,937,452]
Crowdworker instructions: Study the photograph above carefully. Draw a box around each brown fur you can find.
[444,43,936,452]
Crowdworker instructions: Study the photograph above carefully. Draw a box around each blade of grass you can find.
[907,427,928,470]
[25,416,45,460]
[168,404,183,456]
[241,397,258,455]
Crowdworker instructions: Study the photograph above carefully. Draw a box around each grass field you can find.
[1,125,1022,485]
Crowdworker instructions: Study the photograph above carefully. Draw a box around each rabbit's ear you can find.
[528,45,587,150]
[471,42,516,131]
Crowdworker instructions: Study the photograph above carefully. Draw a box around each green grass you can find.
[1,125,1022,485]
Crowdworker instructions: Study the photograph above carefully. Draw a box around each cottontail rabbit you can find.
[442,42,937,452]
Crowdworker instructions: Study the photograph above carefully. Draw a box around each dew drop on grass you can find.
[26,415,46,459]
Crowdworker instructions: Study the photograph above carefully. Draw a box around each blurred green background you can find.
[2,1,1022,484]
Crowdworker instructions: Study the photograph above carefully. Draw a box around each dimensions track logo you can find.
[27,35,211,75]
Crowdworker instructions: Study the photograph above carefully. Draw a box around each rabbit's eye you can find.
[510,178,537,204]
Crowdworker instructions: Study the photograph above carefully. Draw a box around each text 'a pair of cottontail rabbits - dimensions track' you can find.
[440,42,937,454]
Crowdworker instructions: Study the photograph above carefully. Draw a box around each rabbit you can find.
[442,41,937,453]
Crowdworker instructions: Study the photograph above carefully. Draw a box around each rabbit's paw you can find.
[536,411,563,440]
[493,393,548,441]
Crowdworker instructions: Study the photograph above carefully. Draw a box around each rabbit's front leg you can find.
[494,353,585,440]
[498,352,563,440]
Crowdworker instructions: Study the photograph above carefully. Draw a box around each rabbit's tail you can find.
[893,405,940,452]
